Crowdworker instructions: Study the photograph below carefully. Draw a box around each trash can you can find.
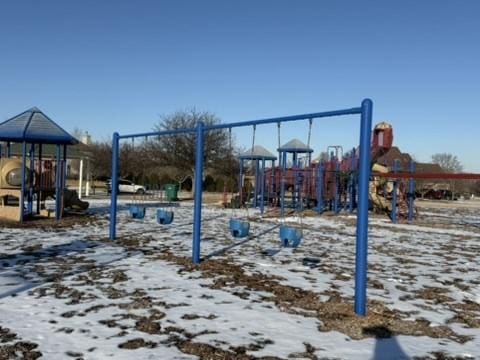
[164,184,179,201]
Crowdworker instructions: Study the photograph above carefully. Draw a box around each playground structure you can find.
[0,107,89,222]
[109,99,373,316]
[235,120,407,221]
[106,97,480,316]
[238,120,480,224]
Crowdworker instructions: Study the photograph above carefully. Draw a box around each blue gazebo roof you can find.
[239,145,277,160]
[278,138,313,153]
[0,107,78,145]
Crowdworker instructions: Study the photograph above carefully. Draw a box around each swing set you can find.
[109,99,373,316]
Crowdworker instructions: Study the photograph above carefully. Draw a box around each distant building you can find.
[377,147,450,199]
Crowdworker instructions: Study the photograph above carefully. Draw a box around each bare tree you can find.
[431,153,463,173]
[470,180,480,196]
[89,141,112,180]
[431,153,465,200]
[153,108,232,193]
[153,166,191,191]
[71,127,84,141]
[316,151,329,162]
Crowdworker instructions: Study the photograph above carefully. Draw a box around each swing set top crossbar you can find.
[117,107,362,140]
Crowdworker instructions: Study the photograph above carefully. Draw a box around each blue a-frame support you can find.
[109,99,373,316]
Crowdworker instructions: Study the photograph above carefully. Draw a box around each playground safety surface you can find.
[0,199,479,359]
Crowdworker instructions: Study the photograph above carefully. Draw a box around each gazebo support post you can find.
[260,158,266,214]
[28,143,35,215]
[37,144,42,215]
[55,145,62,220]
[20,141,27,223]
[62,145,68,218]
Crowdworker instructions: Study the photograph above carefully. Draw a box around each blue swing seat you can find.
[129,205,146,219]
[279,225,302,248]
[229,218,250,238]
[157,209,174,225]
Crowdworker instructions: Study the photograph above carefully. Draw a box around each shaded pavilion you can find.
[277,139,314,212]
[277,138,313,168]
[0,107,78,222]
[239,145,277,212]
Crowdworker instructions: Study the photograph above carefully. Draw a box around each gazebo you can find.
[277,139,313,211]
[239,145,277,212]
[277,138,313,168]
[0,107,78,222]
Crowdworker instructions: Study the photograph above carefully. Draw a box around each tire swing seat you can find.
[229,218,250,238]
[279,225,302,248]
[157,209,174,225]
[129,205,146,219]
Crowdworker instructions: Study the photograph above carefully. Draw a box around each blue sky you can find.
[1,1,479,170]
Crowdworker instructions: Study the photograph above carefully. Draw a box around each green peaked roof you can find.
[239,145,277,160]
[0,107,78,145]
[278,138,313,153]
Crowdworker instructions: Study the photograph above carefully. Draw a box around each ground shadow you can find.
[0,239,130,299]
[363,326,410,360]
[203,223,281,260]
[174,214,224,227]
[89,202,180,215]
[113,214,225,241]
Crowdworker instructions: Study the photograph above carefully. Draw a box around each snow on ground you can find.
[0,198,479,359]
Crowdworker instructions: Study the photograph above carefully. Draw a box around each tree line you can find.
[87,109,239,192]
[80,110,480,196]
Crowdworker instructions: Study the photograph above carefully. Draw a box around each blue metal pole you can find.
[293,160,297,210]
[334,159,340,214]
[271,160,275,207]
[119,107,362,140]
[109,132,120,240]
[391,160,399,223]
[354,98,373,316]
[192,121,205,264]
[7,142,11,157]
[20,142,26,223]
[239,159,244,207]
[206,108,363,131]
[55,145,62,220]
[37,144,42,214]
[260,158,265,214]
[28,144,34,214]
[61,144,68,219]
[316,165,320,213]
[408,161,416,223]
[254,159,259,208]
[317,162,325,213]
[37,144,43,214]
[280,152,286,216]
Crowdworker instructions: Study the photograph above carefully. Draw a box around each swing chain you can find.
[251,125,256,158]
[277,122,281,150]
[298,120,313,232]
[227,127,236,217]
[307,118,313,149]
